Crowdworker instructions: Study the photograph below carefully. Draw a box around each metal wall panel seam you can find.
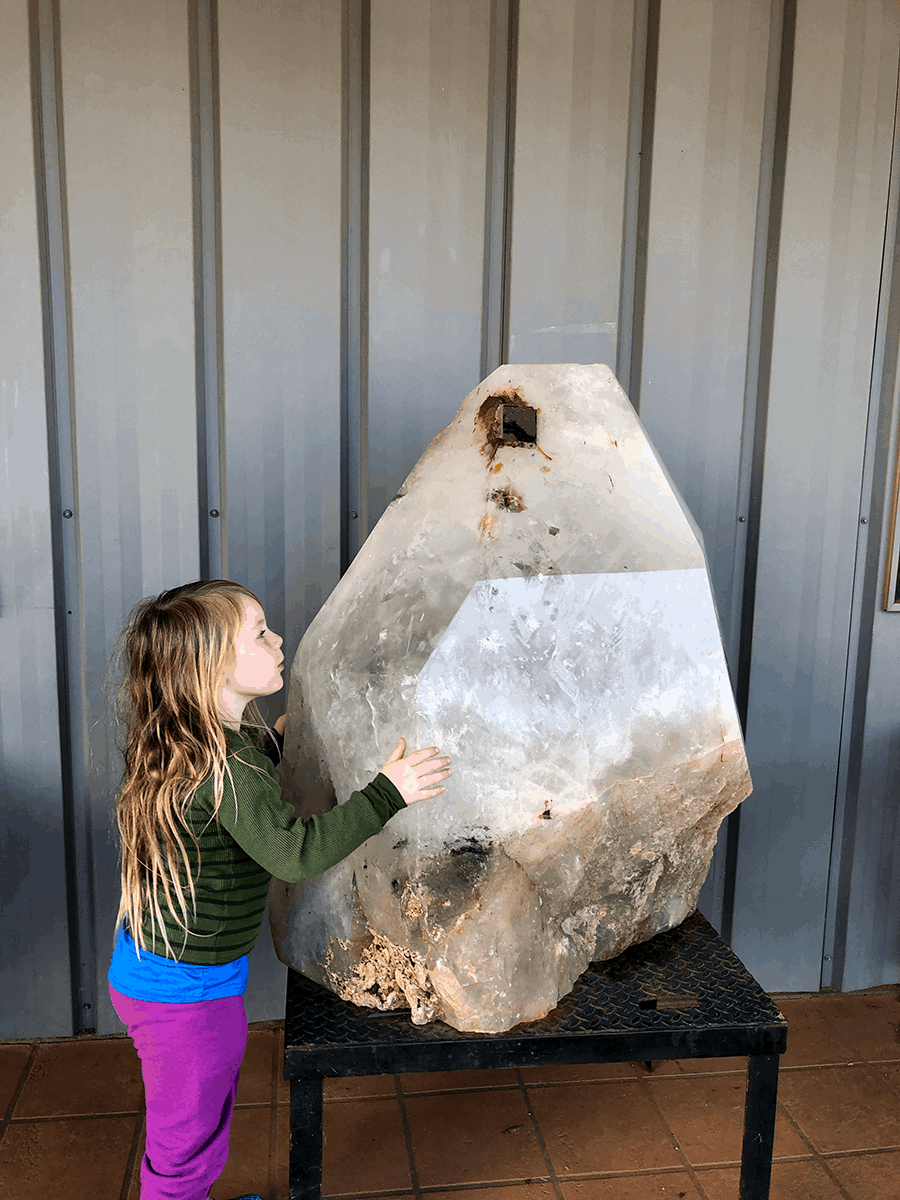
[615,0,655,407]
[189,0,227,579]
[726,0,787,686]
[820,40,900,991]
[28,0,95,1034]
[341,0,370,565]
[707,0,792,944]
[731,0,795,736]
[479,0,518,379]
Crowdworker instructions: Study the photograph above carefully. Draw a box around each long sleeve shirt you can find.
[110,728,404,996]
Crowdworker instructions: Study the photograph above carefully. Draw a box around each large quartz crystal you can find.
[269,364,751,1033]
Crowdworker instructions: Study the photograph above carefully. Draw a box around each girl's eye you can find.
[258,628,267,639]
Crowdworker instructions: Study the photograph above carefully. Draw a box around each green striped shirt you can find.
[141,731,404,964]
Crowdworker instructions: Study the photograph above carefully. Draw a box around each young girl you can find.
[108,579,451,1200]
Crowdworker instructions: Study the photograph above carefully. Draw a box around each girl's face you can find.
[219,598,284,718]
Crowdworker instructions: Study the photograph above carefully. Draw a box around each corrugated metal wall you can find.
[4,0,900,1037]
[733,0,900,989]
[2,0,72,1036]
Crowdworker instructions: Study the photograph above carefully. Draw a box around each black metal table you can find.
[284,911,788,1200]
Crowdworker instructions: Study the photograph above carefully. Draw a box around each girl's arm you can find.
[216,739,449,882]
[269,717,450,804]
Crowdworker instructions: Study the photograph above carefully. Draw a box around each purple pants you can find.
[110,985,247,1200]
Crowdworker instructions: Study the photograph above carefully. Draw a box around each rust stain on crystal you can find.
[478,511,498,540]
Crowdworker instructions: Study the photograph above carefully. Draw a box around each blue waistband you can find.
[108,925,249,1003]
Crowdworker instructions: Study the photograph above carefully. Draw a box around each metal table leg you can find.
[289,1075,324,1200]
[739,1053,780,1200]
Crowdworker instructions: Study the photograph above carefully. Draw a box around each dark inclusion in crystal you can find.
[501,403,537,444]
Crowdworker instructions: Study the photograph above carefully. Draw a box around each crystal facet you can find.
[269,364,751,1032]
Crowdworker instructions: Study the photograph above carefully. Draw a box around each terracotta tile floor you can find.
[2,990,900,1200]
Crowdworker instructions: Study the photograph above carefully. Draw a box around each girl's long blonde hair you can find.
[114,579,268,958]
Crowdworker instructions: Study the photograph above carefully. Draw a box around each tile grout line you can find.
[525,1068,745,1084]
[323,1176,712,1200]
[334,1074,715,1102]
[768,1094,854,1200]
[805,1008,866,1065]
[329,1084,518,1102]
[777,1043,900,1189]
[383,1084,520,1098]
[119,1103,145,1200]
[9,1109,149,1124]
[325,1191,414,1200]
[778,1062,873,1071]
[817,1002,900,1073]
[856,1048,900,1107]
[394,1074,423,1200]
[421,1182,555,1194]
[513,1067,565,1200]
[0,1025,279,1052]
[638,1072,714,1200]
[822,1146,900,1159]
[0,1043,38,1139]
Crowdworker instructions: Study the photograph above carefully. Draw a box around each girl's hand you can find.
[274,714,287,735]
[379,738,452,805]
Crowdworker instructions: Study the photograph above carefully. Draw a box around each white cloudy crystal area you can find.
[269,363,752,1033]
[415,570,738,840]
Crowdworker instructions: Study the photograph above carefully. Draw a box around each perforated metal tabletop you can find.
[284,911,787,1199]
